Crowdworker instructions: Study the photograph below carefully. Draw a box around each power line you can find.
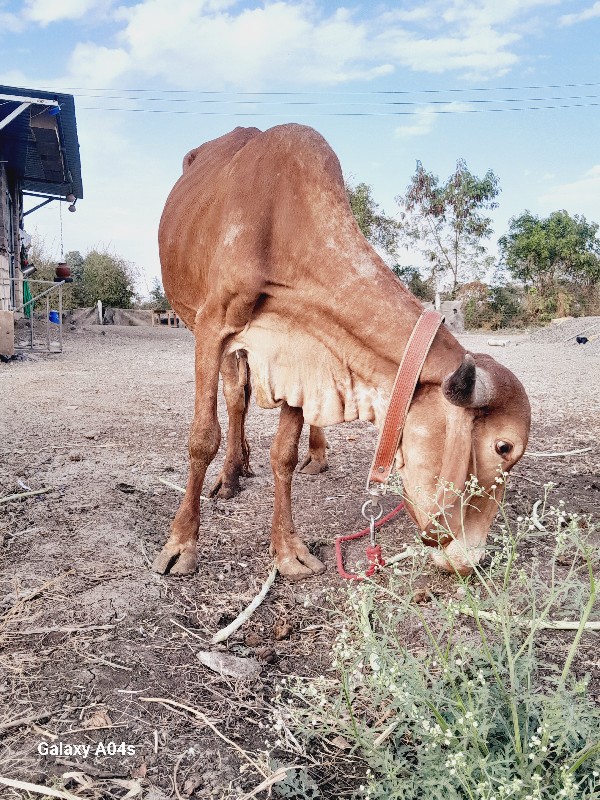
[41,81,600,95]
[78,101,600,116]
[62,92,600,106]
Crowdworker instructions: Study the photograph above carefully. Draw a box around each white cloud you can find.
[394,102,473,139]
[23,0,114,25]
[539,165,600,220]
[0,10,23,33]
[560,1,600,25]
[50,0,570,91]
[395,107,439,139]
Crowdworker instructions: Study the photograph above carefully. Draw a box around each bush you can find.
[271,483,599,799]
[24,239,138,310]
[458,282,528,330]
[74,249,137,308]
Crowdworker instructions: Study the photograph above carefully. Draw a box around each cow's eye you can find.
[495,440,513,458]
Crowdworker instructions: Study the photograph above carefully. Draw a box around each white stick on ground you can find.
[211,565,278,644]
[0,487,51,505]
[530,500,546,531]
[459,606,600,631]
[158,477,208,500]
[525,447,592,458]
[0,777,79,800]
[158,477,186,493]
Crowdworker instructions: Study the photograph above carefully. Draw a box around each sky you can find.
[1,0,599,296]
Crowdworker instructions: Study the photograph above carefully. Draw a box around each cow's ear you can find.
[442,354,494,408]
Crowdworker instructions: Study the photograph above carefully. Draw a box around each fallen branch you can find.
[13,624,114,636]
[0,487,51,505]
[211,565,277,644]
[530,500,546,531]
[373,719,402,747]
[240,767,293,800]
[0,777,79,800]
[158,477,210,500]
[458,605,600,631]
[0,572,71,628]
[158,477,186,493]
[173,754,185,800]
[170,618,210,642]
[0,710,52,733]
[55,759,129,779]
[86,655,132,671]
[140,696,269,778]
[524,447,592,458]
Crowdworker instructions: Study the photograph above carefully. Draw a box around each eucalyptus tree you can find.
[396,159,500,293]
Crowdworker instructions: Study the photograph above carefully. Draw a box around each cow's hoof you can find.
[276,548,326,581]
[209,471,241,499]
[152,541,197,575]
[299,455,328,475]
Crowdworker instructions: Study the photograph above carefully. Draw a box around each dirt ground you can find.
[0,320,599,799]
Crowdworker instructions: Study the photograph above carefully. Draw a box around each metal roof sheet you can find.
[0,84,83,199]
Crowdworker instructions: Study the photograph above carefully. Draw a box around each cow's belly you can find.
[228,316,388,428]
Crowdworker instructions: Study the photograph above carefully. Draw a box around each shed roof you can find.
[0,84,83,200]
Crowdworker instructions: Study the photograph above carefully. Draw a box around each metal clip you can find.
[361,496,383,547]
[369,514,376,546]
[361,497,384,523]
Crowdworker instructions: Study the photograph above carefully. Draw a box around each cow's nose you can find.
[429,536,486,575]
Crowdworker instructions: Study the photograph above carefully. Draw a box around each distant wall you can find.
[423,300,464,333]
[68,308,154,326]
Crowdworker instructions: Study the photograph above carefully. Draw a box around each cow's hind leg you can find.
[270,403,326,581]
[299,425,329,475]
[209,350,253,499]
[153,308,233,575]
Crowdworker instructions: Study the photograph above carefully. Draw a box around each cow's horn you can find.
[442,353,494,408]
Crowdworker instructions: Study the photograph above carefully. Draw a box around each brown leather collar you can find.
[367,310,444,488]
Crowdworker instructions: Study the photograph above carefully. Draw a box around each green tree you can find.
[396,159,500,292]
[76,249,137,308]
[499,210,600,320]
[345,179,400,259]
[391,265,435,301]
[148,277,170,311]
[498,210,600,292]
[65,250,84,280]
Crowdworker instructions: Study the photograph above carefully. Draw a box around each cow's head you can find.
[397,352,531,575]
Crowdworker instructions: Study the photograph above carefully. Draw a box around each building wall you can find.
[0,164,23,312]
[0,164,10,310]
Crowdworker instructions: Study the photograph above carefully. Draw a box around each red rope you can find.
[335,501,405,581]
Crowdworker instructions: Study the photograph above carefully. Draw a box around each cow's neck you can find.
[304,256,465,393]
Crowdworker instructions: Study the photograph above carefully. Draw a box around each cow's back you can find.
[159,124,360,330]
[159,126,262,327]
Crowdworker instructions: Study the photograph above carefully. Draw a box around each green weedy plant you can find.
[270,483,599,799]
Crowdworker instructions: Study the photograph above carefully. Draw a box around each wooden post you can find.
[0,310,14,356]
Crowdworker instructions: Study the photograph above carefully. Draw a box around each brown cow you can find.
[153,124,530,579]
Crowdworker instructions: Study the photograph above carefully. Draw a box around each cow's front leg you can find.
[153,320,225,576]
[270,404,326,581]
[209,351,253,499]
[299,425,329,475]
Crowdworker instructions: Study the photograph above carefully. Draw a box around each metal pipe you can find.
[13,280,66,312]
[58,284,63,352]
[23,197,54,216]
